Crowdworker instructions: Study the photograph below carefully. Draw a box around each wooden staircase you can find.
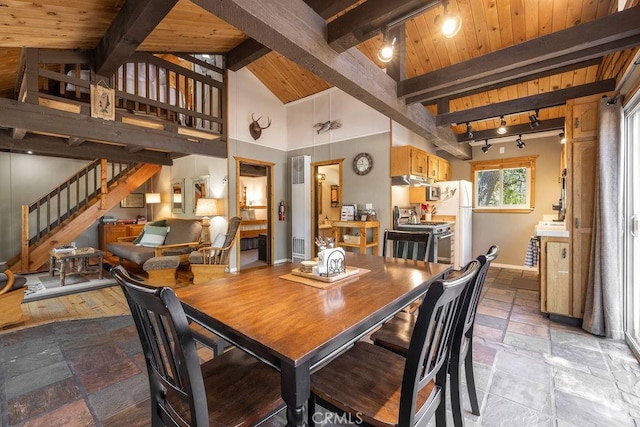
[8,161,161,273]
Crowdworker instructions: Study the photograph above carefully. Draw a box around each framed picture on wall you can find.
[120,193,145,208]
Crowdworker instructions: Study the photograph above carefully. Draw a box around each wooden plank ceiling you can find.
[0,0,638,151]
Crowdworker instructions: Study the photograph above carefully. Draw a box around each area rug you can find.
[23,271,117,302]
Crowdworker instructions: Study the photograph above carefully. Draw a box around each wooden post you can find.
[21,205,29,273]
[101,159,108,210]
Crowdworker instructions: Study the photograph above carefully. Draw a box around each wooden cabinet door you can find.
[427,156,438,180]
[569,139,596,318]
[410,149,427,176]
[546,241,571,316]
[570,101,599,140]
[437,158,450,181]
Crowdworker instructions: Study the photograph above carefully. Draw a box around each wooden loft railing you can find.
[31,49,226,140]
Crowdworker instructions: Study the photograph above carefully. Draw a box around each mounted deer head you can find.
[249,113,272,140]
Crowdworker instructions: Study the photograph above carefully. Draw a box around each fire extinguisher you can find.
[278,200,286,221]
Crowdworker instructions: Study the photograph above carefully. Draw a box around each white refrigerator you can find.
[436,180,473,269]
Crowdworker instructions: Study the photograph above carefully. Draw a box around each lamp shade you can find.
[195,198,220,217]
[145,193,161,204]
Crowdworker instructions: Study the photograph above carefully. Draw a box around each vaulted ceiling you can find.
[0,0,639,161]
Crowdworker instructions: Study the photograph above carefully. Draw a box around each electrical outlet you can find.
[500,147,505,154]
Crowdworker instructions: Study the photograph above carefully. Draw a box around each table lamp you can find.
[145,192,161,220]
[195,198,221,243]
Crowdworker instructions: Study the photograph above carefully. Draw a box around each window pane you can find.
[476,170,500,207]
[503,167,527,205]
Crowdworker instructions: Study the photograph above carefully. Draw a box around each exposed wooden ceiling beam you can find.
[399,6,640,102]
[227,0,361,71]
[192,0,469,159]
[457,118,566,143]
[227,38,273,72]
[419,58,603,107]
[437,79,616,126]
[94,0,178,77]
[0,98,227,158]
[327,0,439,53]
[0,131,173,165]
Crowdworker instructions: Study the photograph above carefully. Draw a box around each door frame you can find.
[311,159,344,257]
[235,157,275,270]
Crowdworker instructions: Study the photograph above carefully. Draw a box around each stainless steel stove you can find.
[393,207,454,263]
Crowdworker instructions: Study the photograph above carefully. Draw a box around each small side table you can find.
[49,248,105,286]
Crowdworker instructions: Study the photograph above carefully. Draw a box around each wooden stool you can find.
[143,256,180,288]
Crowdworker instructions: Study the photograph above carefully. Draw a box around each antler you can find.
[260,116,272,130]
[251,113,262,123]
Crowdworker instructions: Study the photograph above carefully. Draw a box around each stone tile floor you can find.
[1,267,639,426]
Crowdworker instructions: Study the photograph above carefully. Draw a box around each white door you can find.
[624,94,640,360]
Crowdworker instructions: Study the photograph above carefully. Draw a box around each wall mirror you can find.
[172,179,185,213]
[191,175,209,214]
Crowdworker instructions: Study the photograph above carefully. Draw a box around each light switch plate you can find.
[500,147,505,153]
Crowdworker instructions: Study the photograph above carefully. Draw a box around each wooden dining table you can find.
[176,252,451,426]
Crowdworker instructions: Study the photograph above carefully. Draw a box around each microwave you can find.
[426,186,441,201]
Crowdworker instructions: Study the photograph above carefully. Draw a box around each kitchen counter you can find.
[535,221,569,237]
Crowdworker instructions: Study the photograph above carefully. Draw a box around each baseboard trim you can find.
[491,262,538,272]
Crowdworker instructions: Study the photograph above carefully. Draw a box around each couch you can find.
[1,261,27,328]
[107,218,203,266]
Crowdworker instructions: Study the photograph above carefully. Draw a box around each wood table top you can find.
[176,253,451,367]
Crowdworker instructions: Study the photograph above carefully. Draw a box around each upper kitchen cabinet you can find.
[391,146,427,177]
[568,96,599,140]
[437,158,451,181]
[427,155,438,180]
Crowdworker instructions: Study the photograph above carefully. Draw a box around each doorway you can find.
[312,159,343,257]
[236,158,274,270]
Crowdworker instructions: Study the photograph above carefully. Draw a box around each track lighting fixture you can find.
[529,109,541,128]
[434,0,462,38]
[496,116,507,135]
[559,132,566,144]
[516,134,526,149]
[464,122,473,139]
[481,139,492,153]
[377,30,396,63]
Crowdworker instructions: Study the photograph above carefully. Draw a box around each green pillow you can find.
[133,220,168,244]
[138,225,170,247]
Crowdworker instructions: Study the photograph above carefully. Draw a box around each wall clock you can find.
[353,152,373,175]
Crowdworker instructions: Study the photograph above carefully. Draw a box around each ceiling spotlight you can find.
[377,30,396,63]
[481,139,492,153]
[496,116,507,135]
[435,0,462,38]
[559,132,566,144]
[516,134,526,149]
[464,122,473,139]
[529,109,541,128]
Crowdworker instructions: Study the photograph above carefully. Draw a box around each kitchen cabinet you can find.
[565,92,612,318]
[391,146,427,177]
[332,221,379,255]
[540,237,571,316]
[437,158,451,181]
[99,223,145,256]
[427,155,439,180]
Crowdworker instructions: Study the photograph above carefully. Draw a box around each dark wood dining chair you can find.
[371,246,499,427]
[309,259,480,427]
[382,229,433,313]
[111,265,284,427]
[382,229,433,262]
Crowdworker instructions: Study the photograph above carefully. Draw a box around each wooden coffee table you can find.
[49,247,105,286]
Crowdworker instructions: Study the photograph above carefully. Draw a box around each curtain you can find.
[582,96,623,338]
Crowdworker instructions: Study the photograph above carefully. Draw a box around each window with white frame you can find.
[470,156,537,212]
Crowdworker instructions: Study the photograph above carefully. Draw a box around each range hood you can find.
[391,175,433,187]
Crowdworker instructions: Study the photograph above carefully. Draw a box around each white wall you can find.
[227,68,288,150]
[286,87,390,149]
[391,121,437,154]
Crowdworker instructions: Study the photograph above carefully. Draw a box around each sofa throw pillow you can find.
[133,219,167,244]
[138,225,169,247]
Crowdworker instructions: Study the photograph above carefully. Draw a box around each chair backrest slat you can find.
[383,229,433,262]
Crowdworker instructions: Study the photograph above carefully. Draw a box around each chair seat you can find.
[311,342,437,427]
[371,311,415,356]
[187,347,284,426]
